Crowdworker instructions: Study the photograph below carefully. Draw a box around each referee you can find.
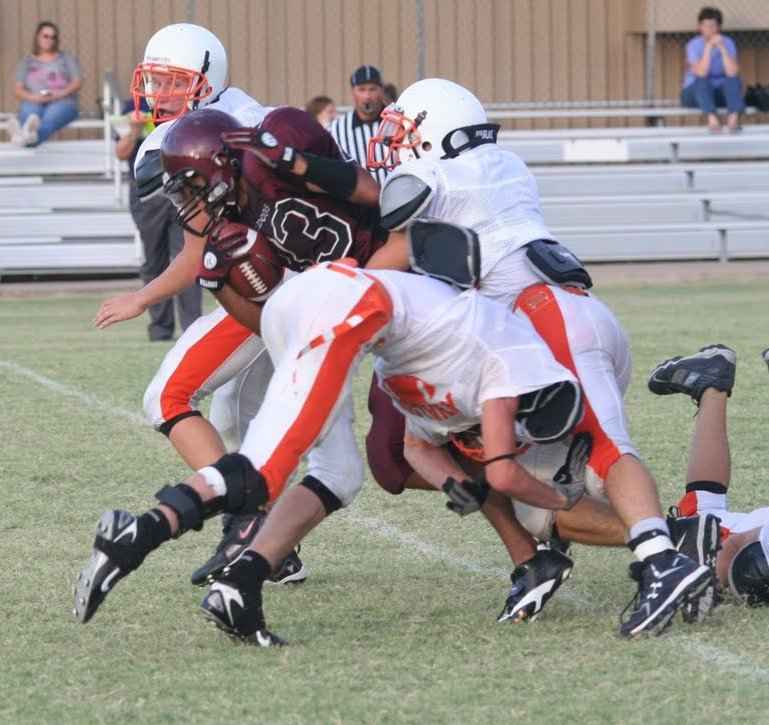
[327,64,388,185]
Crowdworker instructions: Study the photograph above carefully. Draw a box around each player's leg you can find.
[515,285,711,637]
[199,266,393,645]
[143,305,267,469]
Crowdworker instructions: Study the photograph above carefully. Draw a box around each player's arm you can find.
[212,285,264,336]
[94,227,204,329]
[402,425,470,489]
[222,128,381,206]
[364,230,410,271]
[481,397,576,510]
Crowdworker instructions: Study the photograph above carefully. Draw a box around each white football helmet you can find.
[131,23,228,122]
[367,78,492,170]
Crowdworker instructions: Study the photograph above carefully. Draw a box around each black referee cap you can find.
[350,65,382,87]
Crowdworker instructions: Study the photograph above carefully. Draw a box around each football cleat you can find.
[268,545,308,585]
[74,509,150,624]
[647,344,735,405]
[190,512,266,587]
[619,549,711,638]
[191,510,308,586]
[200,580,287,647]
[667,511,722,623]
[497,548,574,623]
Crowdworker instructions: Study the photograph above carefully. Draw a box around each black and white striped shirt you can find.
[327,110,389,187]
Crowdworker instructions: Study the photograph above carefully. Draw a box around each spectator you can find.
[327,64,388,184]
[305,95,336,128]
[383,82,398,105]
[8,21,82,147]
[113,97,201,340]
[680,6,745,133]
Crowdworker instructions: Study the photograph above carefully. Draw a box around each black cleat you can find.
[619,549,711,638]
[200,580,287,647]
[191,510,308,587]
[74,510,149,623]
[190,512,266,587]
[497,548,574,623]
[268,545,308,585]
[667,511,722,623]
[648,344,735,404]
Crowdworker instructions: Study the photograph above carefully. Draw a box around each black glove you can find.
[551,432,592,510]
[221,128,297,171]
[196,220,255,291]
[442,475,490,517]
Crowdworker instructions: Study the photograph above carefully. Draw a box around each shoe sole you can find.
[679,514,722,624]
[649,345,735,398]
[200,603,288,647]
[73,510,124,624]
[621,564,711,638]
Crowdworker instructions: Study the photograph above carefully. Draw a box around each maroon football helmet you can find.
[160,108,244,236]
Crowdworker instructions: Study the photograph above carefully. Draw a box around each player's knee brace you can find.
[299,475,343,515]
[155,453,269,535]
[517,380,583,444]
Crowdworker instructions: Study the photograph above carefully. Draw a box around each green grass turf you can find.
[1,282,768,722]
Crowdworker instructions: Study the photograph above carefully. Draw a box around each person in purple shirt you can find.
[680,6,744,133]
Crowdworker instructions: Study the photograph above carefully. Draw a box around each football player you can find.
[366,78,714,637]
[514,344,769,616]
[74,259,589,644]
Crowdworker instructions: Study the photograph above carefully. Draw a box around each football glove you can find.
[442,475,490,517]
[221,128,297,171]
[196,220,255,291]
[551,432,592,510]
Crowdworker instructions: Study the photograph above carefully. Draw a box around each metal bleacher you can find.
[0,107,768,277]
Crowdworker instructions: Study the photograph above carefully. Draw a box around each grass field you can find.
[2,280,769,723]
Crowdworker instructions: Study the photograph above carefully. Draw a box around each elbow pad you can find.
[303,153,358,200]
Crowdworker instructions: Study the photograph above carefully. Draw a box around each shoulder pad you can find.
[380,174,434,231]
[135,150,164,200]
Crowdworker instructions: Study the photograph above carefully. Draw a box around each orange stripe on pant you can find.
[159,314,255,422]
[259,279,393,500]
[514,283,621,479]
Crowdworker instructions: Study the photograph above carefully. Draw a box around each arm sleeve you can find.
[724,36,738,59]
[63,52,82,79]
[685,38,701,64]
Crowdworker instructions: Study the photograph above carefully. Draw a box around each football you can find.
[226,229,284,302]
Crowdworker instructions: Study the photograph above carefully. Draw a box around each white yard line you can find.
[7,358,769,679]
[0,359,148,426]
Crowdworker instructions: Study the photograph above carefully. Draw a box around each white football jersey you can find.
[134,87,273,172]
[370,270,576,444]
[383,144,556,281]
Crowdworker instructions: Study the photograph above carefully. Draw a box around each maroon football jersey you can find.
[238,106,387,270]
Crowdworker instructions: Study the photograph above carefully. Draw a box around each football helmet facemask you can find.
[160,108,243,236]
[367,78,496,170]
[131,23,228,123]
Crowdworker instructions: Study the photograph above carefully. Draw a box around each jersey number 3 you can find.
[271,198,353,269]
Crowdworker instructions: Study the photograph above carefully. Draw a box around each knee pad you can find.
[517,380,583,444]
[206,453,270,515]
[299,475,343,515]
[728,534,769,607]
